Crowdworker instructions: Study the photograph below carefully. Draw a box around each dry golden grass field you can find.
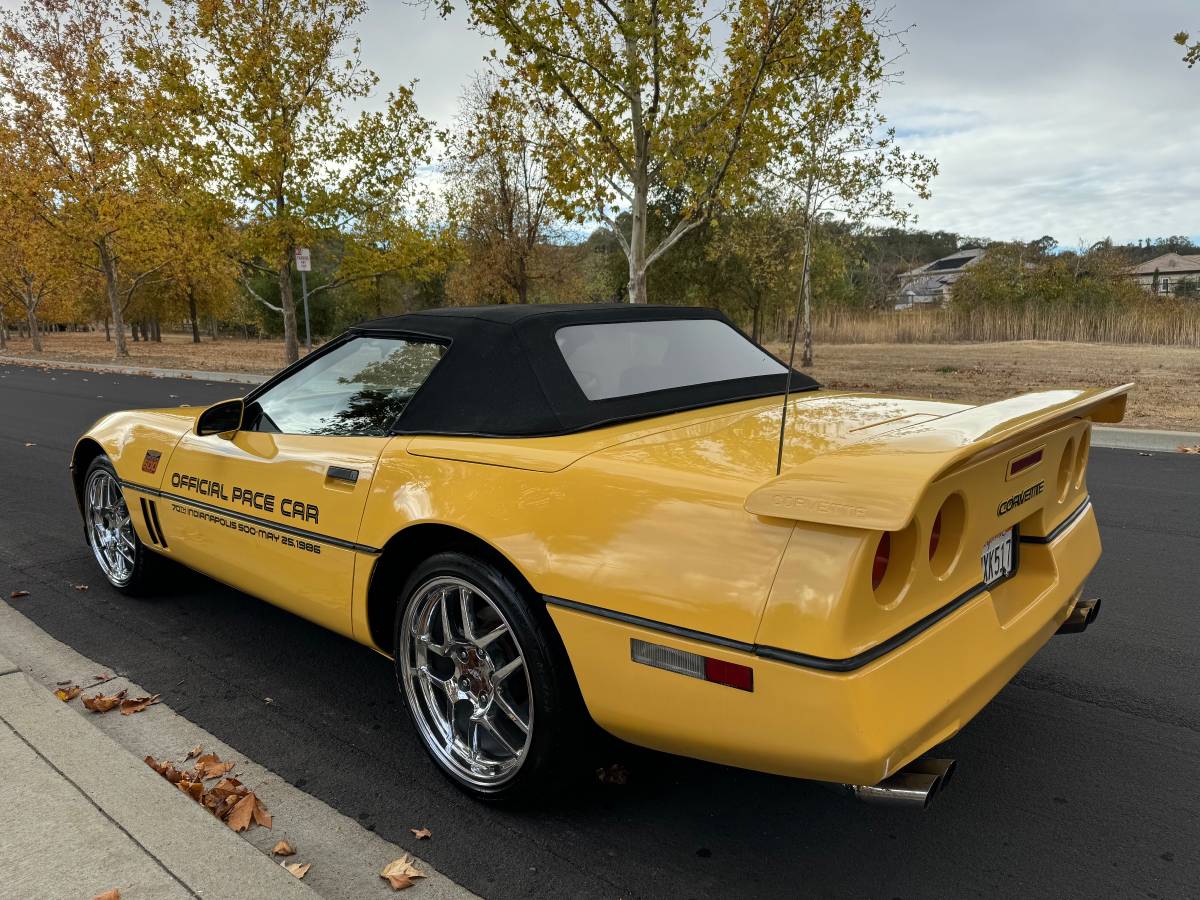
[2,331,1197,431]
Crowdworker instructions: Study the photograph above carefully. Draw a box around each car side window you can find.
[244,336,445,436]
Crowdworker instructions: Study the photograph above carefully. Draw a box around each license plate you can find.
[981,528,1015,585]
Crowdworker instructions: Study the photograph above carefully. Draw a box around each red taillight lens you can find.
[872,532,891,590]
[929,510,942,559]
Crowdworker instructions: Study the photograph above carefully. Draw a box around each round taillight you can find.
[929,510,943,559]
[872,532,891,590]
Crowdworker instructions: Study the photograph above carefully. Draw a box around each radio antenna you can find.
[774,291,806,477]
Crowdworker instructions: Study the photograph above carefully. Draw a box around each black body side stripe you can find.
[1019,496,1091,545]
[545,586,988,673]
[117,480,381,555]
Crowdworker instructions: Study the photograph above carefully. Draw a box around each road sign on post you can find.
[294,248,312,352]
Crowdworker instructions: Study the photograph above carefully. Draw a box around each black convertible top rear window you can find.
[252,304,819,438]
[555,319,787,400]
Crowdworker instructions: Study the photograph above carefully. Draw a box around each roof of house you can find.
[289,304,817,437]
[899,247,987,282]
[1123,252,1200,276]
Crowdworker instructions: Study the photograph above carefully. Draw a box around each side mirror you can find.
[195,398,245,437]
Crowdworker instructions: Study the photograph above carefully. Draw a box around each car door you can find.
[156,334,447,638]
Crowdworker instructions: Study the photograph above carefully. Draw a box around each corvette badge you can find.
[142,450,161,474]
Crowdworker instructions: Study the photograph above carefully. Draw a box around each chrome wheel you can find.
[400,576,534,789]
[85,468,136,586]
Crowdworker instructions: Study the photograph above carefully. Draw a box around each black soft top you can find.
[347,304,818,437]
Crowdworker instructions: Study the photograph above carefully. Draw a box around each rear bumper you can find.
[548,503,1100,785]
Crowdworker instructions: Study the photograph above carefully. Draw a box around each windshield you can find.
[555,319,786,401]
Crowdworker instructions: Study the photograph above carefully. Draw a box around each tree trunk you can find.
[626,177,649,304]
[188,290,200,343]
[751,300,762,344]
[799,216,814,368]
[98,239,128,358]
[0,307,7,350]
[104,315,110,342]
[278,256,299,363]
[516,255,529,304]
[153,318,162,342]
[132,321,140,342]
[25,298,42,352]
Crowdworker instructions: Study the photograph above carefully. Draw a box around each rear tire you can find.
[393,551,578,800]
[82,456,158,595]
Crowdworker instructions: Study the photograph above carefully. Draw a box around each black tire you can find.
[393,551,580,800]
[82,455,159,596]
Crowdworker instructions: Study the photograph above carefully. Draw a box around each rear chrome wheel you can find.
[85,466,137,587]
[399,575,535,790]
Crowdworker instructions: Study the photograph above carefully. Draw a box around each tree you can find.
[0,0,159,358]
[1175,30,1199,67]
[443,74,563,304]
[135,0,433,363]
[769,0,936,366]
[458,0,828,304]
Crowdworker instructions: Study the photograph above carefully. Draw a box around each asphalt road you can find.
[1,361,1197,900]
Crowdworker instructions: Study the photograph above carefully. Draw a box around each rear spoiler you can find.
[744,384,1132,531]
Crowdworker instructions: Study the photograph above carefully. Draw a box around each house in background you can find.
[894,247,987,309]
[1122,252,1200,296]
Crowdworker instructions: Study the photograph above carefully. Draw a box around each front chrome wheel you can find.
[85,467,136,587]
[399,576,535,790]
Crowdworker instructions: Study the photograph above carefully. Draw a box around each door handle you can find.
[326,465,359,484]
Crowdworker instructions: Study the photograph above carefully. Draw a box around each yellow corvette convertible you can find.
[71,305,1129,806]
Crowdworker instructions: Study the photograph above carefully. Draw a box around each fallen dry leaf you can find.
[185,744,204,761]
[83,689,127,713]
[252,794,273,828]
[271,839,296,857]
[283,862,311,879]
[92,890,120,900]
[24,442,35,447]
[9,590,29,599]
[54,685,81,703]
[119,694,161,715]
[225,793,257,832]
[1179,445,1200,453]
[72,583,89,592]
[410,827,432,840]
[193,753,235,780]
[381,855,426,891]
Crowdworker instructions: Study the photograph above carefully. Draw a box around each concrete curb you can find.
[1092,426,1200,453]
[0,654,315,898]
[0,353,268,385]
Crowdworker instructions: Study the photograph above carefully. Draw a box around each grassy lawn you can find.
[3,332,1196,431]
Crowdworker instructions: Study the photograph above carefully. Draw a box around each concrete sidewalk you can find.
[0,647,314,900]
[0,600,475,900]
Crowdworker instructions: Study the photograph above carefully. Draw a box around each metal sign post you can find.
[294,247,313,352]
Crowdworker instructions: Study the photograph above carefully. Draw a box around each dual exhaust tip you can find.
[1056,597,1101,635]
[846,758,957,810]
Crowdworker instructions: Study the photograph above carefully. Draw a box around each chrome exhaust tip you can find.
[1057,597,1101,635]
[846,757,956,809]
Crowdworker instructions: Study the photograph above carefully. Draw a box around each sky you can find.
[356,0,1200,247]
[3,0,1196,245]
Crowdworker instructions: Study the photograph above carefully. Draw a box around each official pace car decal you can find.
[997,480,1045,517]
[163,471,327,556]
[169,471,320,523]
